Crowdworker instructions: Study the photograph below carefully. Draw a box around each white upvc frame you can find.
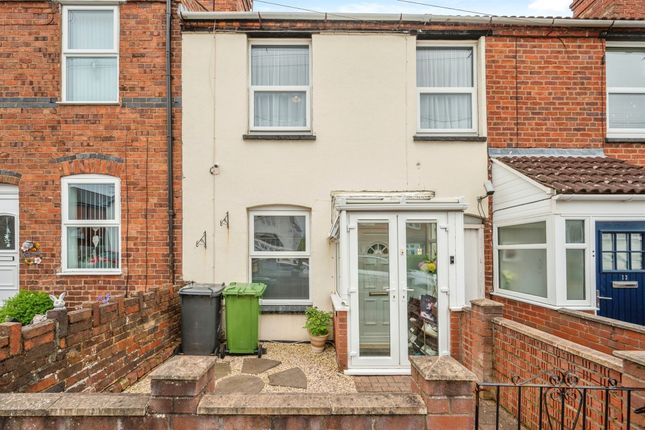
[605,41,645,138]
[61,5,120,103]
[557,217,592,306]
[61,175,121,274]
[248,209,311,305]
[416,40,479,135]
[493,217,552,305]
[248,39,312,133]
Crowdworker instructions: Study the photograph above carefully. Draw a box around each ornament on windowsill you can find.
[21,240,43,265]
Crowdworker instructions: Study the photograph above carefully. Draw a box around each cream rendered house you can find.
[181,12,489,374]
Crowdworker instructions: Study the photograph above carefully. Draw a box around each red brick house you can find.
[0,0,252,305]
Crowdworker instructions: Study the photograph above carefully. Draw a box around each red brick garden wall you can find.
[0,285,180,393]
[493,295,645,355]
[492,317,624,430]
[0,0,183,304]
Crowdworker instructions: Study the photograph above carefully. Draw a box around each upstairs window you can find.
[417,43,478,134]
[62,6,119,103]
[249,41,311,131]
[62,175,121,273]
[606,46,645,137]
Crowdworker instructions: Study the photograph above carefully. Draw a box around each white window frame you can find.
[606,41,645,138]
[248,39,312,133]
[560,218,591,306]
[493,217,551,305]
[61,175,121,275]
[61,5,120,103]
[416,40,479,135]
[248,209,311,305]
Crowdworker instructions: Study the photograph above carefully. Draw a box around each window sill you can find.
[414,135,487,142]
[260,304,309,314]
[57,271,122,276]
[606,137,645,143]
[57,101,120,106]
[490,291,554,308]
[243,133,316,141]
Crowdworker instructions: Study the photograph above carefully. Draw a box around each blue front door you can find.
[596,222,645,325]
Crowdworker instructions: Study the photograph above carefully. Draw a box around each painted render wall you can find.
[182,32,488,340]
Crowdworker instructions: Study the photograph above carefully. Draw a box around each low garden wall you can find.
[493,294,645,354]
[0,285,180,393]
[0,354,480,430]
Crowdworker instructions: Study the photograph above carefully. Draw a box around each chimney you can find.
[570,0,645,19]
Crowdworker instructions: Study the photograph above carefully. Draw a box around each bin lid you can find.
[223,282,267,297]
[179,283,225,297]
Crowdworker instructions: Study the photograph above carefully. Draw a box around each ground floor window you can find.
[61,175,121,273]
[496,221,548,298]
[249,210,310,302]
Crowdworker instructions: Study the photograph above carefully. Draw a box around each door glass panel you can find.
[357,222,390,357]
[602,233,613,251]
[0,216,15,251]
[602,252,614,271]
[405,222,439,357]
[616,234,628,251]
[632,253,643,270]
[565,220,585,244]
[631,234,642,252]
[616,252,629,270]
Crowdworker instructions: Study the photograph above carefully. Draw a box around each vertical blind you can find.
[65,182,119,270]
[251,45,309,128]
[417,47,474,130]
[65,9,117,102]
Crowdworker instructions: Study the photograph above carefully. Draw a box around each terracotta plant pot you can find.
[309,333,328,353]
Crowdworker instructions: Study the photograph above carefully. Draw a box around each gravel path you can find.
[125,342,356,394]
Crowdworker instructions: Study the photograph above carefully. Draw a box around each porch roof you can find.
[496,156,645,195]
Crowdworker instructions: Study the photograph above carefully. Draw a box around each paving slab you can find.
[214,375,264,394]
[0,393,62,417]
[213,361,231,380]
[268,367,307,389]
[241,358,281,375]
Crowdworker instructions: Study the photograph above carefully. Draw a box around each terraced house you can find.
[179,0,645,377]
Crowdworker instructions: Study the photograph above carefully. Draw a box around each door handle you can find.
[597,296,613,301]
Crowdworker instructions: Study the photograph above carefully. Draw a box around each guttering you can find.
[553,194,645,201]
[166,0,175,283]
[177,8,645,28]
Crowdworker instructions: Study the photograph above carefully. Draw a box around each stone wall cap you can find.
[0,394,62,417]
[150,355,218,381]
[470,298,504,308]
[198,393,426,416]
[48,394,149,416]
[614,351,645,367]
[409,355,478,382]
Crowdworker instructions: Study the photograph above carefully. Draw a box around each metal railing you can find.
[475,369,645,429]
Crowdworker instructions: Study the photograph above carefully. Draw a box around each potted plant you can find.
[304,306,333,353]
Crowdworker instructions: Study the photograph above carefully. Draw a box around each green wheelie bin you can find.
[220,282,266,358]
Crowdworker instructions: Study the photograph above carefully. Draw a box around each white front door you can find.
[0,185,19,303]
[348,212,449,371]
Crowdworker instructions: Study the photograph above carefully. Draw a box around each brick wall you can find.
[571,0,645,19]
[492,317,624,429]
[0,285,180,393]
[493,295,645,355]
[333,309,348,371]
[0,0,185,304]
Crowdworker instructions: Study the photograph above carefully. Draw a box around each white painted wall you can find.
[182,32,489,340]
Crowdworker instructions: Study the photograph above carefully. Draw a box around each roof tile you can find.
[497,156,645,194]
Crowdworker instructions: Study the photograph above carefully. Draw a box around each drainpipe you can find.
[166,0,175,284]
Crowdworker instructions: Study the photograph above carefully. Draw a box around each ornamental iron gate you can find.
[475,369,645,429]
